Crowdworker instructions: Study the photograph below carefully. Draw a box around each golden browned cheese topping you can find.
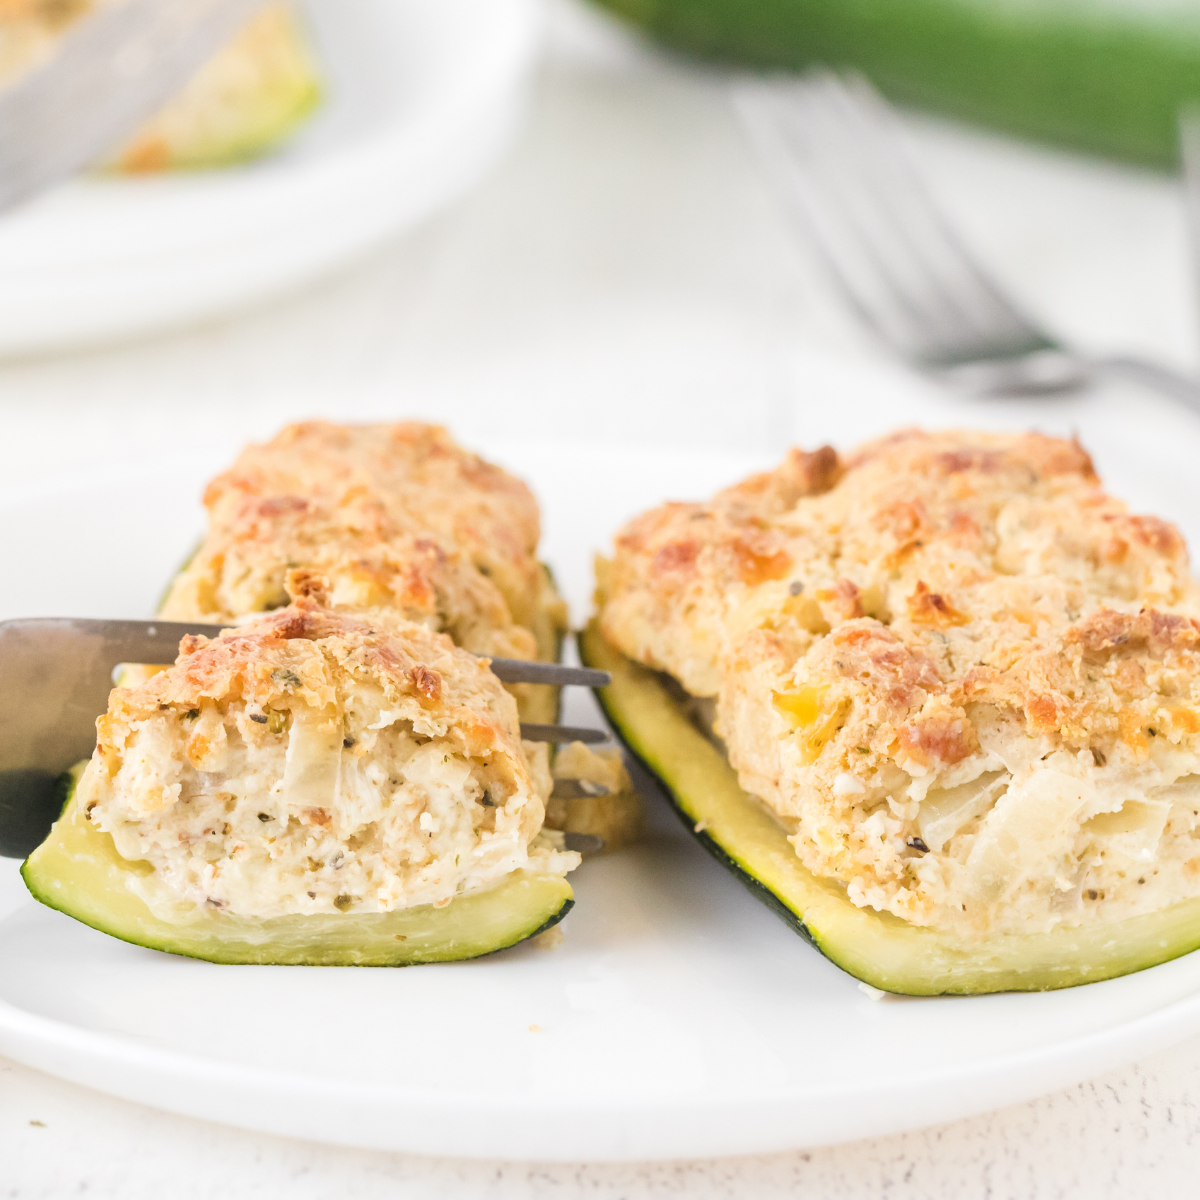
[81,427,580,918]
[601,429,1200,935]
[108,600,527,769]
[161,422,547,662]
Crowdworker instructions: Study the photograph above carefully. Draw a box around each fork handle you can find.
[1091,355,1200,415]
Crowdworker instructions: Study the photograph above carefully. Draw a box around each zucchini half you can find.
[580,621,1200,995]
[23,568,575,967]
[23,767,573,966]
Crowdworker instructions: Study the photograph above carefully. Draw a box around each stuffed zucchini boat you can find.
[0,2,321,172]
[586,429,1200,994]
[25,603,574,964]
[24,422,580,964]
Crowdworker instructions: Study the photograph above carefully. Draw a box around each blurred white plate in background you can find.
[0,0,541,356]
[6,423,1200,1160]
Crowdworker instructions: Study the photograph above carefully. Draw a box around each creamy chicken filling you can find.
[678,684,1200,936]
[801,706,1200,936]
[83,687,563,921]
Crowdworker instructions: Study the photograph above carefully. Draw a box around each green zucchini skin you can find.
[590,0,1200,167]
[22,765,573,967]
[580,620,1200,995]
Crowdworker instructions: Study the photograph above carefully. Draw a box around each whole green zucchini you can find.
[590,0,1200,167]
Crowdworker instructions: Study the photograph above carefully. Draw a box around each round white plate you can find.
[4,435,1200,1162]
[0,0,540,356]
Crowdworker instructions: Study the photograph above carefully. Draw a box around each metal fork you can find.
[734,72,1200,408]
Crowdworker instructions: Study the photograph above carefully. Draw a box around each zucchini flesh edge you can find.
[580,620,1200,995]
[22,765,572,966]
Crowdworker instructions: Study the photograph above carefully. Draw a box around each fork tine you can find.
[741,74,1030,358]
[788,78,986,357]
[488,658,610,688]
[734,73,1055,369]
[735,79,930,354]
[807,77,1007,347]
[520,724,609,745]
[832,74,1048,354]
[739,76,993,361]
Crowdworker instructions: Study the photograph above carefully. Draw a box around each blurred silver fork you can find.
[734,72,1200,408]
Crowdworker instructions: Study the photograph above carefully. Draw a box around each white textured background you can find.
[5,1,1200,1193]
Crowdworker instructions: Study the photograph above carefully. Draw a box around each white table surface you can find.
[5,1,1200,1193]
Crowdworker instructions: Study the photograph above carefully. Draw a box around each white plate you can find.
[0,0,540,356]
[5,432,1200,1162]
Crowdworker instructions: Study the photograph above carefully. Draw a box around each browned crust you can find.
[161,422,544,661]
[602,428,1199,747]
[714,445,842,516]
[102,599,527,775]
[962,606,1200,750]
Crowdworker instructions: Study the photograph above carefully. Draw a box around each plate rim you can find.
[2,954,1200,1160]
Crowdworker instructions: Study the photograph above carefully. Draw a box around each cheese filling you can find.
[785,706,1200,936]
[79,685,570,921]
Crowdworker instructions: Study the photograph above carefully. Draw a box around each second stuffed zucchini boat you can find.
[586,429,1200,994]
